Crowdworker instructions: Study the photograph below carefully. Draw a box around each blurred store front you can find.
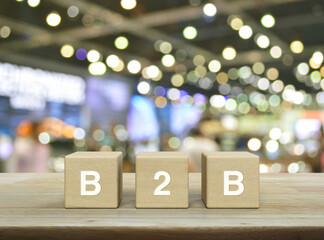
[0,0,324,173]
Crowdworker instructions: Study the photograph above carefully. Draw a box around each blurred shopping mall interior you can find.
[0,0,324,173]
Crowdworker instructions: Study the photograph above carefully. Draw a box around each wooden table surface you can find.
[0,173,324,240]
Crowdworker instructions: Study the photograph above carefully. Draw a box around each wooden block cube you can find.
[65,151,123,208]
[136,152,188,208]
[202,152,259,208]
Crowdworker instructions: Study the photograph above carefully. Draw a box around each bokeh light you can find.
[171,74,184,87]
[210,95,226,108]
[73,128,86,140]
[253,62,265,74]
[239,25,253,39]
[60,44,74,58]
[261,14,275,28]
[67,5,79,18]
[256,35,270,48]
[0,26,11,38]
[229,16,243,30]
[112,59,125,72]
[247,138,262,151]
[270,46,282,59]
[269,128,282,140]
[127,60,141,74]
[88,62,107,75]
[46,12,61,27]
[208,59,221,72]
[137,81,150,95]
[290,40,304,54]
[193,55,205,66]
[183,26,197,40]
[27,0,40,7]
[159,41,172,54]
[266,140,279,153]
[222,46,236,60]
[161,54,175,67]
[147,65,160,79]
[76,48,87,60]
[38,132,50,144]
[168,136,181,149]
[120,0,137,10]
[312,51,323,65]
[155,96,167,108]
[115,36,129,50]
[203,3,217,17]
[106,55,120,68]
[288,162,299,173]
[87,50,100,63]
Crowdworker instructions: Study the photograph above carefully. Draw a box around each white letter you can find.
[224,171,244,196]
[80,171,101,196]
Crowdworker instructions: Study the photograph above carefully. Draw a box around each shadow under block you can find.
[65,151,123,208]
[136,152,189,208]
[202,152,259,208]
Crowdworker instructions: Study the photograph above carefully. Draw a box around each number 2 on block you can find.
[153,171,171,196]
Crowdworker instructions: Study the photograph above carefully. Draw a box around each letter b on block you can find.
[80,171,101,196]
[202,152,259,208]
[224,171,244,196]
[65,152,123,208]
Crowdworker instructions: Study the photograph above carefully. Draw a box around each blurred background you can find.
[0,0,324,173]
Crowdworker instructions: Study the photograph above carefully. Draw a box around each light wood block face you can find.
[136,152,189,208]
[202,152,259,208]
[65,151,123,208]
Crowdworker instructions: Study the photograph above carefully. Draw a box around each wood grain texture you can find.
[0,173,324,240]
